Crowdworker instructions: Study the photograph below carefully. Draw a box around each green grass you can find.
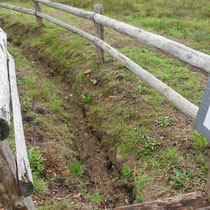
[70,162,84,178]
[121,165,133,179]
[135,172,152,191]
[37,199,71,210]
[169,168,194,192]
[33,173,49,195]
[90,192,103,204]
[135,195,144,203]
[28,147,46,174]
[119,47,205,105]
[192,131,209,150]
[155,116,172,127]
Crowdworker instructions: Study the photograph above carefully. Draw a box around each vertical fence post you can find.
[206,152,210,202]
[93,4,104,62]
[32,0,43,27]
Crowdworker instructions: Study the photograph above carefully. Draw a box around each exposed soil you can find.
[10,40,136,209]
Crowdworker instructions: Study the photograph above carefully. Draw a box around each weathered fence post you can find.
[8,52,34,198]
[33,0,43,27]
[0,28,34,210]
[93,4,104,62]
[206,152,210,202]
[0,26,10,142]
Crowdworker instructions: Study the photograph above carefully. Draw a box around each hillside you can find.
[0,0,209,209]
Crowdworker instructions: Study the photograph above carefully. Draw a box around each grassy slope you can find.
[0,0,209,209]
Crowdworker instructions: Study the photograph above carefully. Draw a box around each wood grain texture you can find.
[34,0,95,20]
[114,192,209,210]
[0,28,10,141]
[206,156,210,202]
[8,52,34,197]
[33,0,210,73]
[0,3,35,15]
[0,28,34,210]
[33,0,43,27]
[93,4,104,62]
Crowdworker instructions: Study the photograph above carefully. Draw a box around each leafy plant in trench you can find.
[170,168,194,191]
[28,147,46,174]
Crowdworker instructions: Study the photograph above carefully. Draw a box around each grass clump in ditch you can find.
[191,131,208,150]
[121,165,133,179]
[28,146,46,174]
[70,162,84,178]
[135,172,152,191]
[135,195,144,203]
[37,199,71,210]
[169,168,194,192]
[90,192,103,204]
[28,147,48,194]
[32,173,49,195]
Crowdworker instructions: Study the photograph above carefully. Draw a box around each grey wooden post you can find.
[93,4,104,62]
[206,152,210,202]
[33,0,43,27]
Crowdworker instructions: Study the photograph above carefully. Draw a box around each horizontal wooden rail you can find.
[0,3,199,119]
[33,0,210,73]
[0,3,35,15]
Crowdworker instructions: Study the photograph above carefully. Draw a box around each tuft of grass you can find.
[191,132,208,150]
[37,199,71,210]
[121,165,133,179]
[117,127,142,155]
[169,168,194,191]
[70,162,84,178]
[135,195,144,203]
[90,192,103,204]
[138,135,163,158]
[81,90,91,105]
[155,116,172,127]
[33,173,48,195]
[135,172,152,191]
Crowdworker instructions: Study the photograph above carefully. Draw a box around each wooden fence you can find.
[0,0,209,208]
[0,1,203,120]
[0,28,34,209]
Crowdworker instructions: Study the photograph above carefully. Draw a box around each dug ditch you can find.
[7,38,136,209]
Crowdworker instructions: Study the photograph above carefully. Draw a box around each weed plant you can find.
[28,147,46,174]
[70,162,84,177]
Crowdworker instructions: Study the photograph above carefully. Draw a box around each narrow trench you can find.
[79,107,136,207]
[10,40,136,208]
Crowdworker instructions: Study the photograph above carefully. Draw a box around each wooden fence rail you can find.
[0,28,34,210]
[33,0,210,74]
[0,2,199,120]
